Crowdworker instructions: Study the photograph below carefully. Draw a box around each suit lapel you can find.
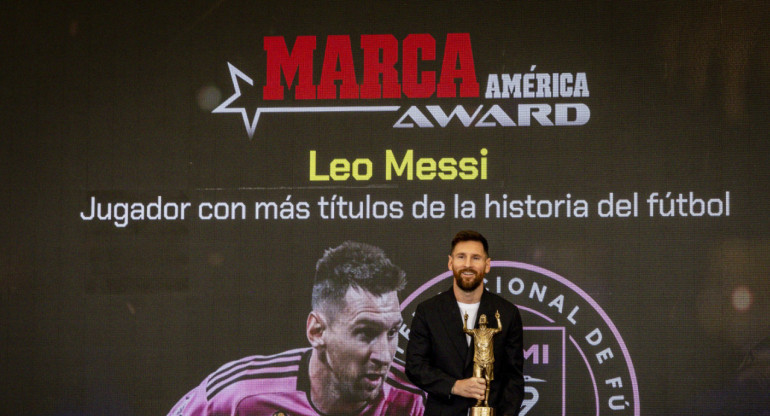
[437,288,469,365]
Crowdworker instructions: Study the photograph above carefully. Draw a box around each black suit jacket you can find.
[405,287,524,416]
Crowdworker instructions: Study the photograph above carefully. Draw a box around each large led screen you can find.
[3,2,769,415]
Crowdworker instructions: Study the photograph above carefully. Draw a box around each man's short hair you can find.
[312,241,406,321]
[451,230,489,256]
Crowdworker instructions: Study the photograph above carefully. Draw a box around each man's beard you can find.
[454,268,484,292]
[338,368,386,403]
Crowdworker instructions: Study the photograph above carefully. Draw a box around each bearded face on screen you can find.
[318,287,402,404]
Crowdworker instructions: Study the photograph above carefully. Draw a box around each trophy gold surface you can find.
[463,310,502,416]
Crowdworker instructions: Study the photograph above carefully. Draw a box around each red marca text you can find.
[262,33,480,100]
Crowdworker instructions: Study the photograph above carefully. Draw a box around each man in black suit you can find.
[405,230,524,415]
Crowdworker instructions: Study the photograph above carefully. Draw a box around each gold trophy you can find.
[463,310,502,416]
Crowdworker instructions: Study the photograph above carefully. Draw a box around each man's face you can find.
[449,240,491,292]
[321,287,402,403]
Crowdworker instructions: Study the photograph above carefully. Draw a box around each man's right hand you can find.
[451,377,487,400]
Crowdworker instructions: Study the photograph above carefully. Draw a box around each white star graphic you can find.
[212,62,261,139]
[212,62,401,139]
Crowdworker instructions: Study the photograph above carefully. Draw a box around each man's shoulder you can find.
[167,348,311,416]
[227,356,424,416]
[232,362,425,416]
[204,347,309,399]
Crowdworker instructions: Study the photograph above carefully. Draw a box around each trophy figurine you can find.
[463,310,502,416]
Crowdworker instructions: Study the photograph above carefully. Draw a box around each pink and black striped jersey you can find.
[168,347,424,416]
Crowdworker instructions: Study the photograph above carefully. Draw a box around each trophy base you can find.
[470,406,494,416]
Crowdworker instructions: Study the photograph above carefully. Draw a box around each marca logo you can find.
[397,261,639,416]
[213,34,591,138]
[261,34,479,100]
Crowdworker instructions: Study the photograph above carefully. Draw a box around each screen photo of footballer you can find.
[167,242,424,416]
